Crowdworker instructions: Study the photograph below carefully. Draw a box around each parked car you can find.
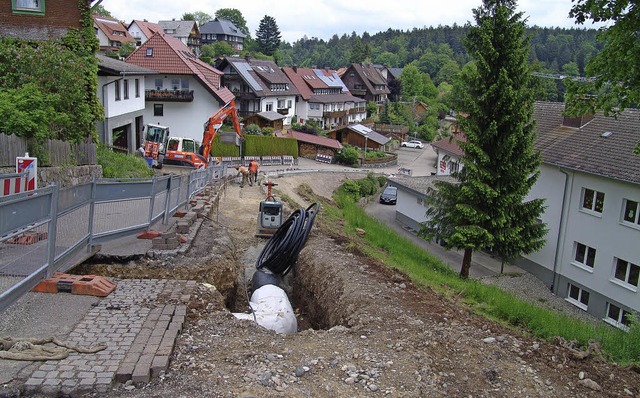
[400,140,424,149]
[379,186,398,205]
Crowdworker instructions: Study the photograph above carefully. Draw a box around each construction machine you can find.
[141,123,171,168]
[199,99,243,161]
[256,179,284,238]
[140,100,242,169]
[162,137,208,169]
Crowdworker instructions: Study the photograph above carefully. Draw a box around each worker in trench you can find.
[248,159,259,185]
[236,165,250,187]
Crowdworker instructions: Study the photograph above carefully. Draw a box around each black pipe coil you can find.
[255,203,319,276]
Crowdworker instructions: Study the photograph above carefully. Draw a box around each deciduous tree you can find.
[420,0,546,278]
[566,0,640,154]
[215,8,250,37]
[182,11,212,27]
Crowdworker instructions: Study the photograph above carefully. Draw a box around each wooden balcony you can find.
[348,108,366,115]
[145,89,194,102]
[324,110,347,118]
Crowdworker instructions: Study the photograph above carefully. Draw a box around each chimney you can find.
[563,114,594,128]
[293,65,298,73]
[245,55,251,62]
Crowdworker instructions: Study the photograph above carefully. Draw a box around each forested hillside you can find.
[280,25,600,74]
[276,25,600,102]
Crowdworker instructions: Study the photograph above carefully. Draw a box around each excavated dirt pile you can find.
[80,172,639,398]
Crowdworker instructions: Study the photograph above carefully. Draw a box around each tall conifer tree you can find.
[421,0,547,278]
[255,15,281,56]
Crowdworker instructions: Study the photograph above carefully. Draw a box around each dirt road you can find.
[80,171,639,398]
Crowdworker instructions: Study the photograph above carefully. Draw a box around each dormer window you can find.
[146,48,153,57]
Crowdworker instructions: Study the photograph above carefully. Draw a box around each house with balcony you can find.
[217,56,298,125]
[127,19,162,47]
[392,101,640,329]
[96,53,156,153]
[157,20,200,55]
[199,18,246,52]
[125,32,234,143]
[340,63,390,105]
[93,14,136,53]
[282,66,367,130]
[1,0,97,40]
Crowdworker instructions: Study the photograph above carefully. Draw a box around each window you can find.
[13,0,44,14]
[155,79,163,90]
[581,188,605,213]
[153,104,163,117]
[114,80,121,101]
[605,302,633,330]
[123,80,129,100]
[277,99,286,109]
[181,78,189,90]
[622,199,639,225]
[171,79,179,90]
[135,79,140,98]
[613,258,640,288]
[146,48,153,57]
[574,242,596,269]
[566,283,590,310]
[287,100,292,108]
[265,103,273,112]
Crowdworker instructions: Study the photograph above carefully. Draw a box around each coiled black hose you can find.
[255,203,319,276]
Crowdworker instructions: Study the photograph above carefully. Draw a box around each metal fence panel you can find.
[0,164,229,312]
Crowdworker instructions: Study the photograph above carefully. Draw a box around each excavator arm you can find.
[199,100,243,160]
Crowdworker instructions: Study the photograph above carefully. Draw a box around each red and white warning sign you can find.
[16,153,37,191]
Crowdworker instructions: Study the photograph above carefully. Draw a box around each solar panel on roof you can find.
[234,62,263,92]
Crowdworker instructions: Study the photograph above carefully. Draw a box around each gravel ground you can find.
[49,171,640,398]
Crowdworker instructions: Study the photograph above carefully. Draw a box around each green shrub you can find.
[335,146,359,166]
[97,145,154,178]
[244,124,262,135]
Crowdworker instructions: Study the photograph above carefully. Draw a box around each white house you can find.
[282,66,367,129]
[217,56,299,126]
[127,20,162,47]
[96,54,156,153]
[124,32,234,143]
[388,175,456,232]
[519,102,640,329]
[430,134,465,176]
[390,101,640,329]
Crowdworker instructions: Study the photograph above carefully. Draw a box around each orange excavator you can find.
[198,99,243,162]
[142,100,242,169]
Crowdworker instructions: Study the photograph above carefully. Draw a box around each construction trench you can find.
[76,178,350,336]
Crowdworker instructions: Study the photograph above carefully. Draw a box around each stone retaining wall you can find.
[0,165,102,189]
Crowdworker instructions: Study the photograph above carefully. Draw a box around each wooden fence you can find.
[0,133,96,167]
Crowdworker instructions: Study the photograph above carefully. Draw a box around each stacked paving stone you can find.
[151,230,181,250]
[23,279,194,397]
[175,211,198,235]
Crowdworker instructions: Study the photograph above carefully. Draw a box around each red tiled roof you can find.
[277,130,343,150]
[126,32,233,104]
[94,15,135,46]
[282,67,314,100]
[431,134,466,157]
[129,20,162,40]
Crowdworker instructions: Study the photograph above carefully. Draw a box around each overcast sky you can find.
[103,0,604,43]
